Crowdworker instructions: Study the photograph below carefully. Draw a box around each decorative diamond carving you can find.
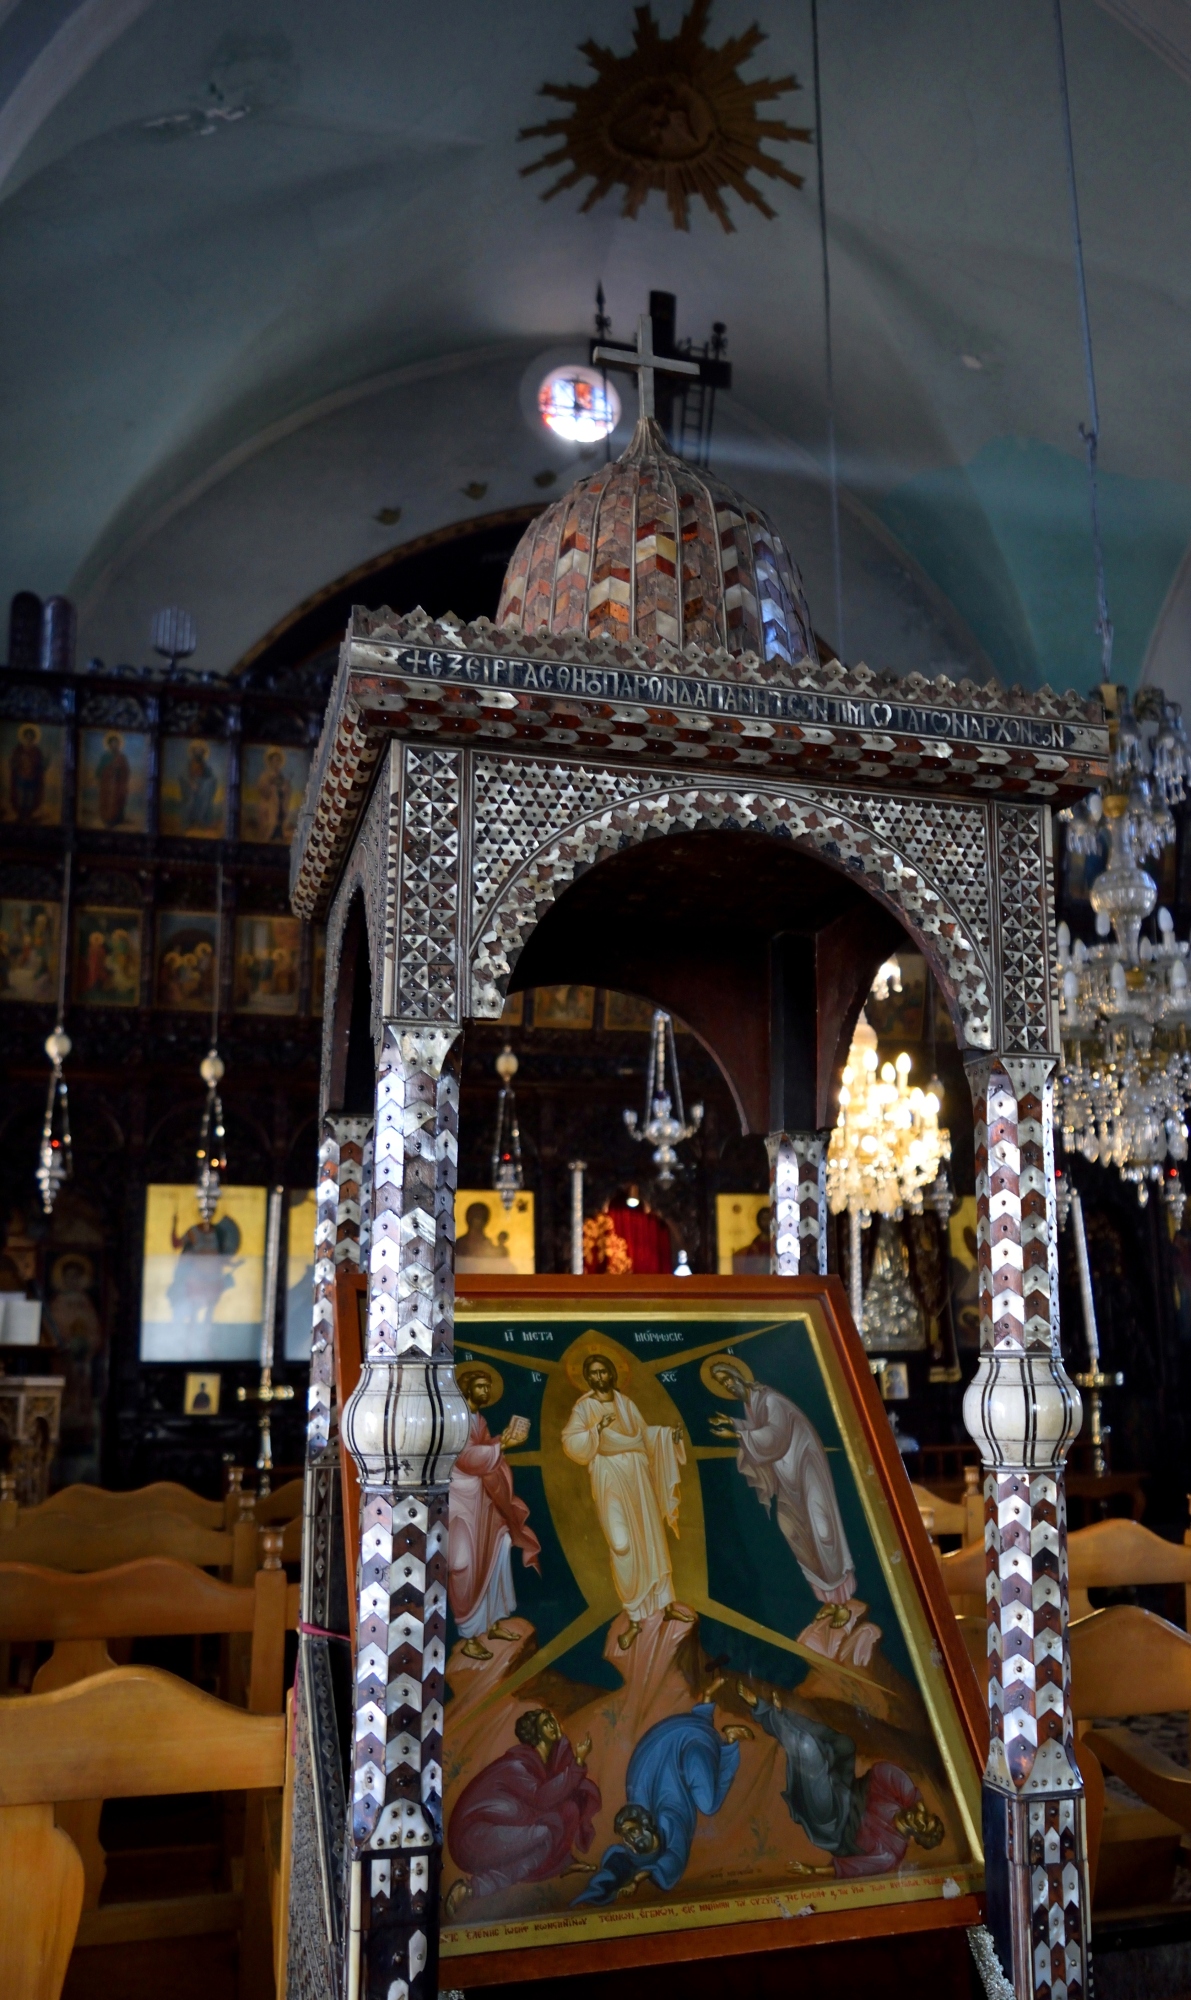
[469,761,994,1049]
[997,806,1057,1053]
[396,749,461,1023]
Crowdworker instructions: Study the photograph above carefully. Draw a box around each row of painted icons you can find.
[0,900,325,1014]
[0,724,309,842]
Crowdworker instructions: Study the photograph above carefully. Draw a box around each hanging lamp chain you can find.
[1053,0,1113,677]
[810,0,845,665]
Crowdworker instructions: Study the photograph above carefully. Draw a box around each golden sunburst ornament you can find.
[519,0,810,233]
[519,0,811,232]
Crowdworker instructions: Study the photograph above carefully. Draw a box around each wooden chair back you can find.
[254,1477,303,1526]
[911,1482,979,1543]
[942,1516,1191,1621]
[20,1481,224,1532]
[0,1509,237,1573]
[0,1660,285,1805]
[1066,1602,1191,1908]
[0,1553,298,1714]
[0,1666,285,2000]
[0,1541,296,1915]
[1069,1603,1191,1721]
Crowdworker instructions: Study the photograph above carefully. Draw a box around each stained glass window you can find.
[537,365,620,443]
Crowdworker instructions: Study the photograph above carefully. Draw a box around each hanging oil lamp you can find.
[36,853,73,1216]
[623,1008,702,1187]
[195,866,227,1222]
[490,1045,524,1209]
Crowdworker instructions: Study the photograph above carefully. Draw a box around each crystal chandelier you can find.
[827,1012,950,1342]
[490,1045,524,1209]
[1057,687,1191,1212]
[624,1008,702,1187]
[827,1015,949,1220]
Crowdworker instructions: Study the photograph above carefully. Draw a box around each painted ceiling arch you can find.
[2,0,1190,705]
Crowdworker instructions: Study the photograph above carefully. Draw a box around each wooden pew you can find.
[1071,1604,1191,1911]
[0,1538,296,1909]
[0,1665,287,2000]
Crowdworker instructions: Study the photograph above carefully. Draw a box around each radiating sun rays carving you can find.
[518,0,811,233]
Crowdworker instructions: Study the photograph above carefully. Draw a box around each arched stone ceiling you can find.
[1,0,1190,701]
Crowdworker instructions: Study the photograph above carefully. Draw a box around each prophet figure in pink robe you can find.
[445,1708,600,1916]
[449,1365,540,1660]
[707,1357,856,1604]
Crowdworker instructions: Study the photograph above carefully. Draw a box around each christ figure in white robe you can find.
[561,1352,689,1650]
[708,1358,857,1605]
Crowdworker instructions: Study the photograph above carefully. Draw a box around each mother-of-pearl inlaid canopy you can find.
[496,415,818,678]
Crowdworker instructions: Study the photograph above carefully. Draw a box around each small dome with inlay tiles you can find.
[497,415,818,676]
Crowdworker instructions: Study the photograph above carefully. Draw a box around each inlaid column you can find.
[340,1027,469,2000]
[765,1129,828,1276]
[962,1056,1088,2000]
[292,1113,375,1996]
[308,1115,374,1454]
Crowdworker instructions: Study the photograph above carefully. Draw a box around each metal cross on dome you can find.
[593,311,698,424]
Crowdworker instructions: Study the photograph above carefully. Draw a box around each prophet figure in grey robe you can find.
[707,1357,856,1604]
[738,1685,944,1878]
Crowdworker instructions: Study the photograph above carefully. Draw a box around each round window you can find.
[537,365,621,444]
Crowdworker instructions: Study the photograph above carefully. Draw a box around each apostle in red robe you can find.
[449,1365,541,1659]
[445,1709,601,1914]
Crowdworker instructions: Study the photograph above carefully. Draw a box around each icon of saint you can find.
[258,747,291,842]
[167,1212,242,1332]
[561,1349,689,1650]
[449,1365,540,1660]
[96,732,130,827]
[455,1201,512,1274]
[180,740,218,831]
[9,725,46,823]
[84,928,107,997]
[731,1203,771,1275]
[707,1355,856,1605]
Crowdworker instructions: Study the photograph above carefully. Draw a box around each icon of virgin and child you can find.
[443,1336,947,1923]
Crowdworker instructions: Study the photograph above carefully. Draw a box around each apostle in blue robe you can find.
[573,1702,743,1906]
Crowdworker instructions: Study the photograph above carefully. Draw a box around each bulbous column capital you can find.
[341,1360,470,1491]
[963,1351,1082,1470]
